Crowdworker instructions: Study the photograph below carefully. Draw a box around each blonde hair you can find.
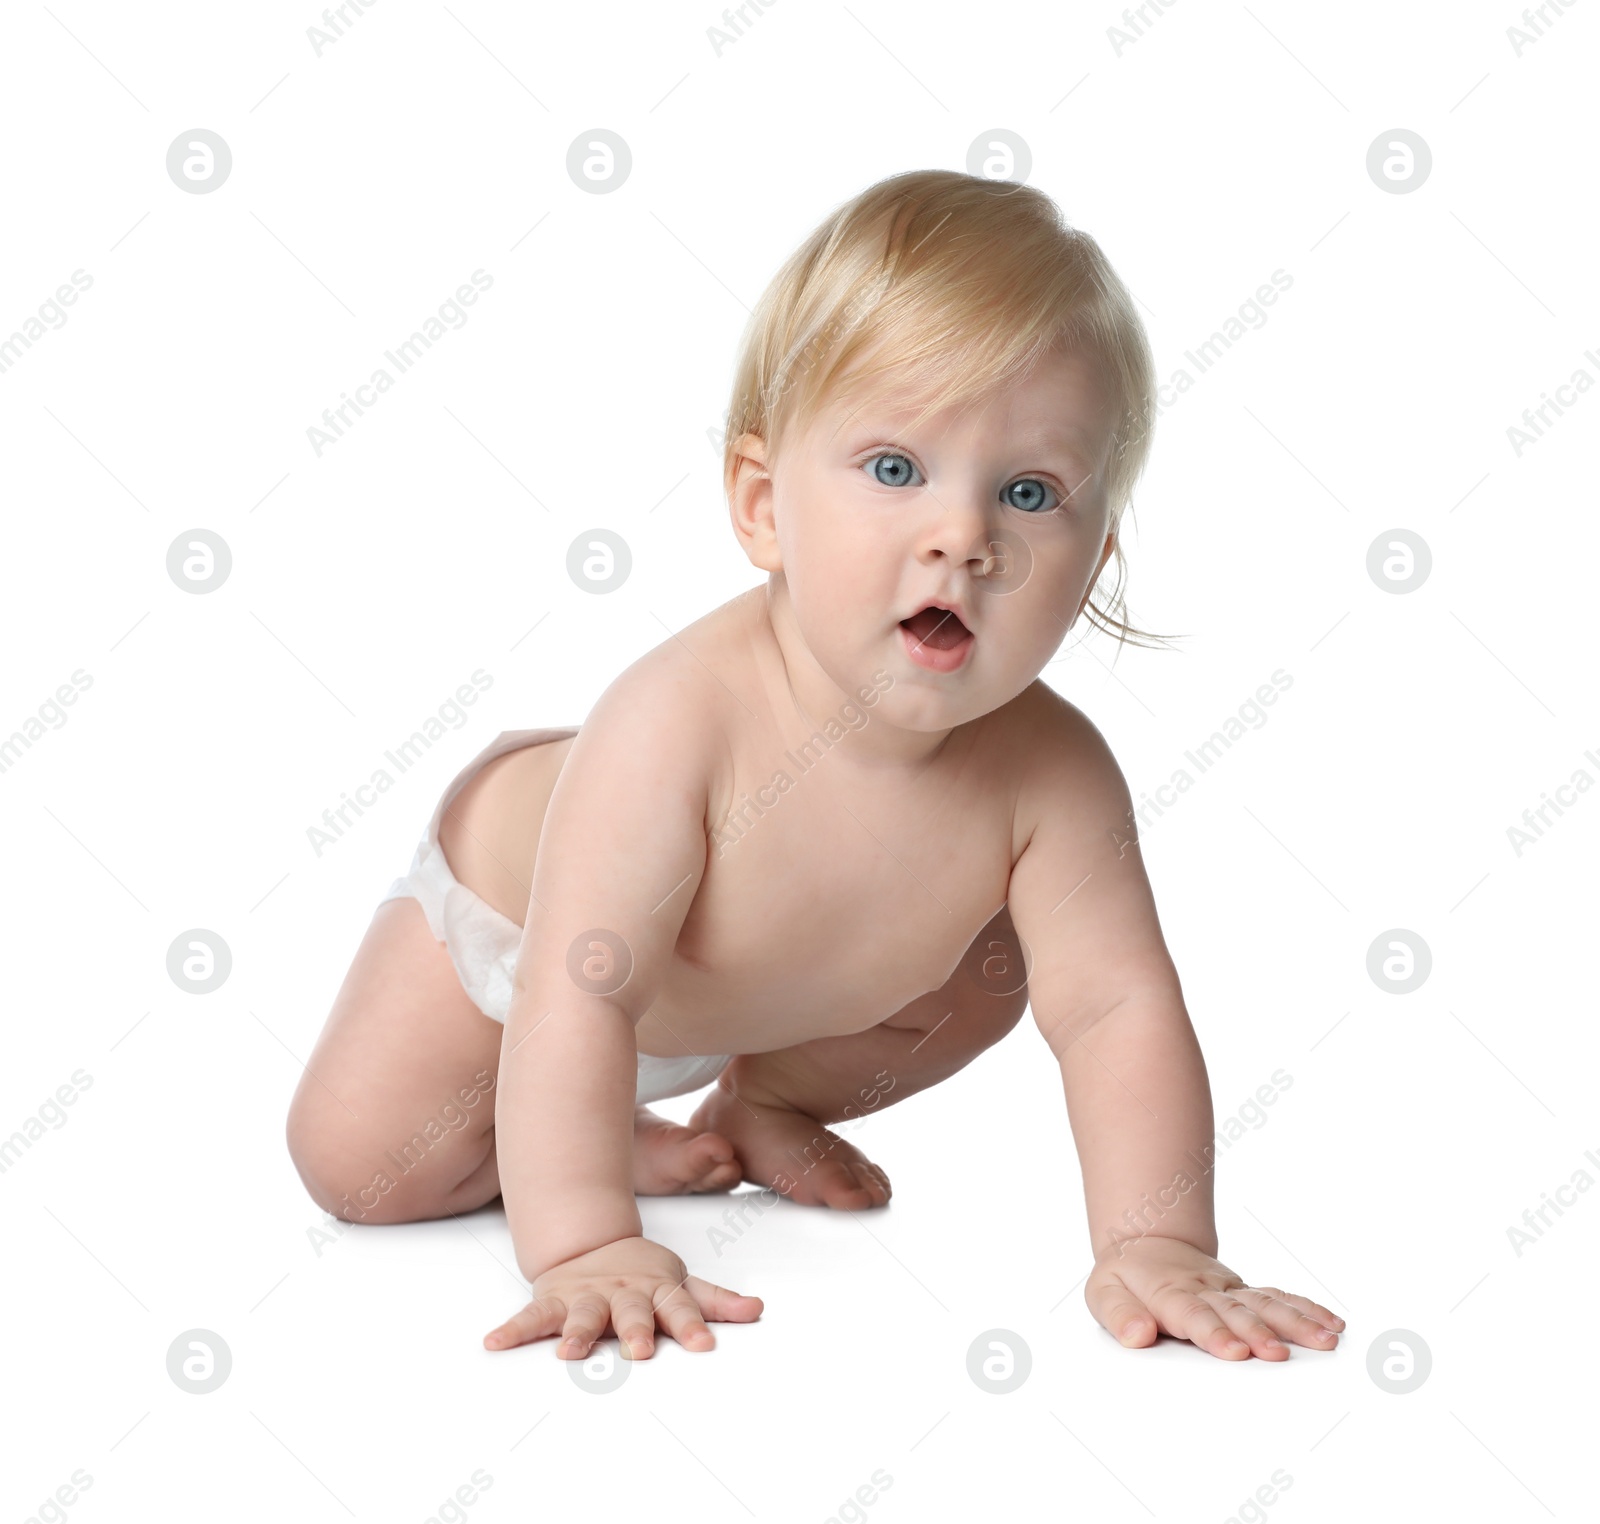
[723,168,1174,652]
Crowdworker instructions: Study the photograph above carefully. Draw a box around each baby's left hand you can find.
[1085,1235,1345,1360]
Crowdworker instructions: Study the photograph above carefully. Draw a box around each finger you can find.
[683,1274,765,1323]
[653,1279,718,1352]
[609,1291,658,1360]
[1266,1286,1344,1333]
[1084,1282,1157,1348]
[1202,1291,1288,1360]
[484,1296,564,1351]
[1233,1286,1341,1349]
[1151,1289,1250,1359]
[557,1293,613,1360]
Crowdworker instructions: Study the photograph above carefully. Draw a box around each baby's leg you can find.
[286,896,743,1225]
[287,746,745,1225]
[286,896,506,1224]
[689,906,1030,1208]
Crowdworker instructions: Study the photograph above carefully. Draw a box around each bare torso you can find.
[440,592,1046,1060]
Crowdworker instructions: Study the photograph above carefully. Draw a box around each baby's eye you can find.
[862,451,922,488]
[1002,478,1059,513]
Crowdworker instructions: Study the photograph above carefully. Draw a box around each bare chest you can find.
[643,731,1017,1052]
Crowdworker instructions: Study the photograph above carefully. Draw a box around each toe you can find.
[816,1161,886,1210]
[679,1130,741,1192]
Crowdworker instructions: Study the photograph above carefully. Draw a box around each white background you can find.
[2,1,1596,1520]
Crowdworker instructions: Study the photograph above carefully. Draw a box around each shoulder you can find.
[570,609,744,819]
[1008,681,1132,861]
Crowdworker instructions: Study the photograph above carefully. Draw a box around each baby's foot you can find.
[631,1106,744,1196]
[688,1086,892,1209]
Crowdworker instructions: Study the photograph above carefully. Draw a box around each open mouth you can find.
[899,605,974,672]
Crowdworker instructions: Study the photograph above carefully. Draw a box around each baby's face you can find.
[768,341,1118,730]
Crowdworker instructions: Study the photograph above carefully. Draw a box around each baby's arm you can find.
[483,668,760,1359]
[1007,696,1343,1361]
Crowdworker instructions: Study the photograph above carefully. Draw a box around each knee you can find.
[284,1092,364,1221]
[284,1091,432,1226]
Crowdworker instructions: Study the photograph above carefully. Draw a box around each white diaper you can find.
[376,727,734,1106]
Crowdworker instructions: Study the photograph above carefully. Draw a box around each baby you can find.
[286,169,1345,1365]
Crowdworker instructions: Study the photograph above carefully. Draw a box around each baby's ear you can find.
[727,433,781,572]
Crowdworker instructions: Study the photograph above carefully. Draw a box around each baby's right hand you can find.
[483,1235,763,1360]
